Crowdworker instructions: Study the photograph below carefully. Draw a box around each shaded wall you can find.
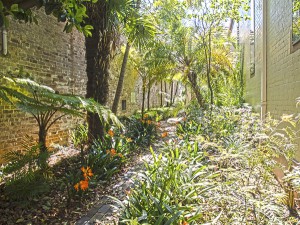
[0,10,87,162]
[242,0,300,160]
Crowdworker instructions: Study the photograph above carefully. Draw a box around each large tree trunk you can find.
[112,42,131,114]
[187,71,204,107]
[85,2,112,142]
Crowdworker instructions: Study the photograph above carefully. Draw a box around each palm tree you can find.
[111,11,156,114]
[84,0,132,141]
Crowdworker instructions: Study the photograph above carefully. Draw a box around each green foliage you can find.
[71,124,89,162]
[145,106,183,121]
[122,115,157,148]
[0,0,97,36]
[2,143,51,201]
[4,171,50,202]
[119,146,215,224]
[119,106,300,224]
[0,71,123,168]
[86,135,125,180]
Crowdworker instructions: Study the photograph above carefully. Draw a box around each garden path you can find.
[76,118,180,225]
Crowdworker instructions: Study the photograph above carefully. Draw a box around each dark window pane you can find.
[122,100,126,111]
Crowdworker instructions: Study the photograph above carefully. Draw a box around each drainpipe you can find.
[2,26,8,56]
[261,0,267,120]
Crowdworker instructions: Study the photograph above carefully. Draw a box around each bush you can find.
[122,115,158,148]
[118,106,300,224]
[2,144,51,201]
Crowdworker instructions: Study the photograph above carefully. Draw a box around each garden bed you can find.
[0,145,142,225]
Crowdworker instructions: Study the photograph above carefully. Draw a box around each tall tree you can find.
[84,0,133,140]
[112,8,156,114]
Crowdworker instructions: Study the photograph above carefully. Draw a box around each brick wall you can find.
[0,9,183,163]
[243,0,300,160]
[0,10,87,162]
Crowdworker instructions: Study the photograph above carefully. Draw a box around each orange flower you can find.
[143,114,149,119]
[118,153,123,158]
[147,120,151,125]
[110,148,116,156]
[74,183,80,191]
[80,180,89,191]
[108,129,114,137]
[181,221,189,225]
[87,170,93,177]
[81,166,93,180]
[161,132,168,138]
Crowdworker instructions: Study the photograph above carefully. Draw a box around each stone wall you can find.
[0,10,87,162]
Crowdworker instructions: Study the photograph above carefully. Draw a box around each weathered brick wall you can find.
[243,0,300,160]
[0,10,87,162]
[0,9,183,163]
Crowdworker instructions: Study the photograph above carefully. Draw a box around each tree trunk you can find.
[173,82,179,104]
[147,78,151,111]
[141,77,146,118]
[112,42,131,114]
[85,2,112,142]
[164,81,168,107]
[160,80,163,107]
[38,126,48,169]
[187,71,204,107]
[170,81,173,106]
[206,32,214,106]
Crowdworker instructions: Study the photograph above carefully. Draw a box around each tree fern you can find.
[0,71,123,169]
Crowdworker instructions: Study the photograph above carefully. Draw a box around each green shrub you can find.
[2,144,51,201]
[71,124,89,162]
[122,116,157,148]
[118,106,300,224]
[119,145,215,225]
[86,139,124,181]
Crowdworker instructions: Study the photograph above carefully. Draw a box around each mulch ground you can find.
[0,146,142,225]
[0,120,176,225]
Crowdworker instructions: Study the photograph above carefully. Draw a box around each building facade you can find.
[242,0,300,160]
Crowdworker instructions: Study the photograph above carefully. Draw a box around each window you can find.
[121,100,126,111]
[292,0,300,44]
